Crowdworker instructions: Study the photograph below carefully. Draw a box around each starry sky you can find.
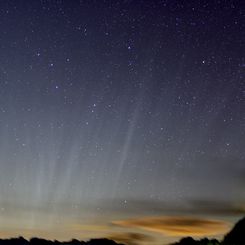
[0,1,244,245]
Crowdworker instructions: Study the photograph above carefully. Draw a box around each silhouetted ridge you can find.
[171,237,219,245]
[172,216,245,245]
[86,239,122,245]
[223,216,245,245]
[0,238,123,245]
[172,237,196,245]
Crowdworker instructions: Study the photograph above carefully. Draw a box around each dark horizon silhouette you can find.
[172,216,245,245]
[0,216,244,245]
[0,238,123,245]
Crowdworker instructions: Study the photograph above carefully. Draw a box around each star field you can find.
[0,1,244,244]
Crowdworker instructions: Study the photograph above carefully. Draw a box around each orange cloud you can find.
[108,232,153,245]
[112,216,229,237]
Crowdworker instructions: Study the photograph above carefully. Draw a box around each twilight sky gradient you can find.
[0,1,244,245]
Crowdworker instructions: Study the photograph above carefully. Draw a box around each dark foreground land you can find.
[0,238,123,245]
[0,217,244,245]
[172,216,245,245]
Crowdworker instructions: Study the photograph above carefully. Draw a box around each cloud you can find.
[112,216,229,237]
[108,232,153,245]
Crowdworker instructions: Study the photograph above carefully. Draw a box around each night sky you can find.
[0,1,244,245]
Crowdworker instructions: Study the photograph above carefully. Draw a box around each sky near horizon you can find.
[0,1,244,245]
